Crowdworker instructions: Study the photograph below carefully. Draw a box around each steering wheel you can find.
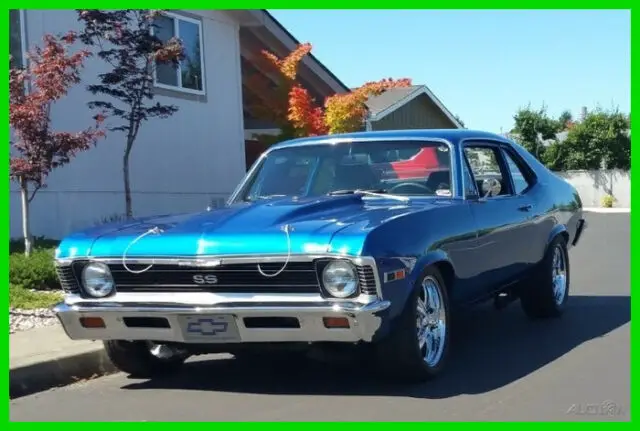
[387,182,434,195]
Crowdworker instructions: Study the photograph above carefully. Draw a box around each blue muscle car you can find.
[53,129,587,382]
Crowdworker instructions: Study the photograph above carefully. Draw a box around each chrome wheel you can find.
[551,245,567,305]
[416,275,447,367]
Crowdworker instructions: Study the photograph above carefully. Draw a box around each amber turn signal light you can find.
[79,316,105,328]
[323,316,350,329]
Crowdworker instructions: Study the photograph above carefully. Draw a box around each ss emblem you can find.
[192,274,218,284]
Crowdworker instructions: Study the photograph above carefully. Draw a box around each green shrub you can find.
[10,284,62,309]
[9,248,60,291]
[601,194,615,208]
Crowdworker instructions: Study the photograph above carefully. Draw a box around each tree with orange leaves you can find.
[244,43,411,142]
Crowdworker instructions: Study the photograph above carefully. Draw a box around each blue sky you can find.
[269,9,630,133]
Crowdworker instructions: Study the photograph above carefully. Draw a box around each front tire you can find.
[520,236,570,319]
[103,340,188,378]
[375,266,451,382]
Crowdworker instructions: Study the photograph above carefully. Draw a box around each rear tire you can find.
[103,340,187,378]
[520,236,570,319]
[374,266,451,382]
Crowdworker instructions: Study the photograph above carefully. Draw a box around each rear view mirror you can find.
[481,178,501,197]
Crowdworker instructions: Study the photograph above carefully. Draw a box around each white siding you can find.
[10,9,246,239]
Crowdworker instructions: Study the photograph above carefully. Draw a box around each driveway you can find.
[10,213,630,421]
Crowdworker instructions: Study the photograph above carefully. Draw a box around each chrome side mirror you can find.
[481,178,501,197]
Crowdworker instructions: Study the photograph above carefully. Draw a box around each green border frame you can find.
[4,5,634,424]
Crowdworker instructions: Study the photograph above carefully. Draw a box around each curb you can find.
[10,347,118,399]
[583,207,630,213]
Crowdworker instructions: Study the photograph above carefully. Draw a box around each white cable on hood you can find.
[122,226,164,274]
[257,224,292,278]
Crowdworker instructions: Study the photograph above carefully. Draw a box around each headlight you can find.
[81,262,115,298]
[322,261,358,298]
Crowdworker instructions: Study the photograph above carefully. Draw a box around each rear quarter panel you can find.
[512,143,584,256]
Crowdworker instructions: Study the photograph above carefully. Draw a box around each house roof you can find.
[365,85,463,129]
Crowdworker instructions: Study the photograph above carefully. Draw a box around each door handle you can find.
[518,204,533,212]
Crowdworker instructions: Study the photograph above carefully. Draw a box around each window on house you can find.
[153,13,204,93]
[10,9,25,69]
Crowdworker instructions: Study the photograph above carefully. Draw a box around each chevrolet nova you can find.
[53,129,587,382]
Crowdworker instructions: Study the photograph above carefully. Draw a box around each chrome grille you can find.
[55,266,80,294]
[109,262,320,294]
[356,265,378,296]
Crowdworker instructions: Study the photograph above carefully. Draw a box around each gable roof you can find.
[365,85,463,129]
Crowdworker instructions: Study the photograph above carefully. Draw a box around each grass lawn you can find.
[10,285,63,309]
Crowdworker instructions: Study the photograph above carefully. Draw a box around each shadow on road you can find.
[122,295,630,399]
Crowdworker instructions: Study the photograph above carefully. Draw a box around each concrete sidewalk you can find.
[10,325,117,399]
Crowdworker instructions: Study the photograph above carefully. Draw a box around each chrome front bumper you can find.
[54,300,391,344]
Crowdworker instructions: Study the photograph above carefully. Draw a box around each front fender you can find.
[371,249,455,342]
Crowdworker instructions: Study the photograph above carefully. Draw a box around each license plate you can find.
[178,314,240,343]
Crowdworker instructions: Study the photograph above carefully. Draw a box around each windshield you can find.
[235,140,453,202]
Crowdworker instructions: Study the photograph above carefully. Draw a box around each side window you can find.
[463,146,507,197]
[502,150,533,194]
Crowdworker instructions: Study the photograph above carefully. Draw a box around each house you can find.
[9,9,460,239]
[365,85,463,131]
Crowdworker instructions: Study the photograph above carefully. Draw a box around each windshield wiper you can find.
[243,194,288,202]
[328,189,410,202]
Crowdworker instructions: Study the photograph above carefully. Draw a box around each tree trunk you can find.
[123,141,133,219]
[19,177,33,256]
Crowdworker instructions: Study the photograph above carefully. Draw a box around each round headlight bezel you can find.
[321,260,359,298]
[81,262,116,298]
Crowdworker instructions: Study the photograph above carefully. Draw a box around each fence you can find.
[557,169,630,208]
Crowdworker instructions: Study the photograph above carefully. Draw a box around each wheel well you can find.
[433,260,455,292]
[551,230,570,247]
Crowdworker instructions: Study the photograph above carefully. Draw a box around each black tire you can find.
[520,236,570,319]
[103,340,187,378]
[374,266,451,383]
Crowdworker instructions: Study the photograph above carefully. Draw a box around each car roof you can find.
[269,129,512,150]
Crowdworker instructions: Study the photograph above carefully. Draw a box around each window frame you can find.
[10,9,28,70]
[151,11,206,96]
[460,140,516,200]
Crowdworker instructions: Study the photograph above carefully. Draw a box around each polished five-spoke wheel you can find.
[521,236,570,319]
[551,246,568,305]
[417,276,447,367]
[375,266,451,382]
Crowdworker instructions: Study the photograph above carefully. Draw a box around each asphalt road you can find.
[11,213,630,421]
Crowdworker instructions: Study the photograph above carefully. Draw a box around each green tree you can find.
[561,108,630,170]
[510,105,562,161]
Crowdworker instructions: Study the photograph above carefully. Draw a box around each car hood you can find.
[56,195,449,259]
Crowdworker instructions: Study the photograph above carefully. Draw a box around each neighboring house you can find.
[365,85,463,131]
[9,9,461,239]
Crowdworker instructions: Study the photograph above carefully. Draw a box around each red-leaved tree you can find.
[10,32,105,255]
[244,43,412,141]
